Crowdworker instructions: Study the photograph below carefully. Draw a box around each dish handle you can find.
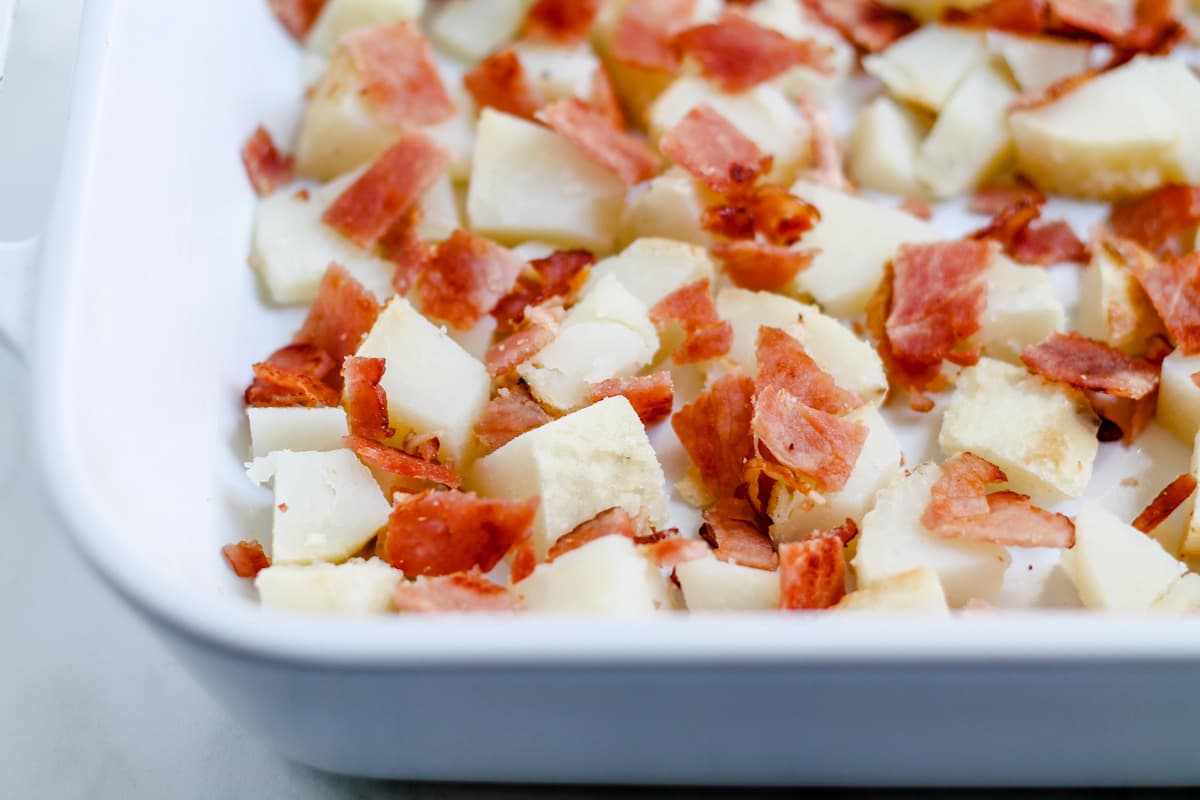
[0,237,35,359]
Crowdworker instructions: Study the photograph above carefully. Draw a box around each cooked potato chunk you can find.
[990,33,1091,92]
[1150,573,1200,614]
[247,407,351,459]
[848,95,928,197]
[1179,432,1200,557]
[676,555,781,610]
[1076,240,1165,356]
[306,0,425,57]
[586,238,715,310]
[973,255,1065,364]
[429,0,534,62]
[517,535,673,613]
[864,25,989,112]
[619,168,714,247]
[256,559,403,613]
[832,567,950,613]
[1157,350,1200,445]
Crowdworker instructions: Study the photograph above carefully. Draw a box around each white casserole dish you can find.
[16,0,1200,784]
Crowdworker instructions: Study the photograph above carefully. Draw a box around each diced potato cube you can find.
[648,77,811,185]
[425,56,477,183]
[716,287,888,404]
[939,358,1099,505]
[852,464,1012,607]
[246,449,392,565]
[915,62,1018,198]
[467,109,626,252]
[877,0,991,22]
[256,558,403,613]
[676,554,780,610]
[1077,240,1165,356]
[414,173,462,243]
[1010,57,1200,199]
[1157,350,1200,445]
[355,296,491,464]
[586,237,715,310]
[848,95,928,197]
[429,0,535,62]
[990,33,1091,92]
[769,406,904,540]
[619,168,714,248]
[446,315,497,362]
[973,255,1065,364]
[512,42,601,104]
[789,181,941,317]
[471,396,669,559]
[832,567,950,613]
[247,407,350,459]
[1150,573,1200,614]
[516,535,673,613]
[306,0,425,57]
[1179,431,1200,557]
[864,25,989,111]
[1061,503,1188,612]
[518,274,659,411]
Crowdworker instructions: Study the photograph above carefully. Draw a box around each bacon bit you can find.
[825,518,860,546]
[712,242,814,293]
[1009,70,1098,113]
[1119,0,1186,59]
[342,357,394,442]
[671,15,832,93]
[241,126,293,196]
[221,541,270,578]
[589,372,675,425]
[1132,473,1198,534]
[344,434,461,488]
[278,503,289,512]
[672,372,757,500]
[797,95,847,192]
[901,196,933,221]
[801,0,917,52]
[612,0,695,73]
[342,22,455,128]
[548,507,638,562]
[971,491,1077,548]
[321,133,450,248]
[970,178,1045,217]
[474,386,553,452]
[462,49,543,121]
[943,0,1044,33]
[392,569,520,612]
[402,432,442,464]
[1109,184,1200,258]
[294,264,381,387]
[923,452,1004,527]
[509,531,538,584]
[756,327,864,415]
[379,205,434,294]
[699,497,779,570]
[589,64,626,130]
[486,320,557,377]
[967,185,1085,267]
[1047,0,1125,39]
[659,104,771,197]
[779,534,845,610]
[491,250,593,331]
[1011,220,1090,266]
[945,0,1177,56]
[1128,252,1200,355]
[1021,332,1159,399]
[703,184,821,246]
[1193,372,1200,390]
[535,99,660,185]
[268,0,325,40]
[419,230,526,330]
[752,387,868,493]
[649,279,733,363]
[523,0,603,44]
[643,537,710,568]
[245,345,339,408]
[382,491,539,577]
[968,199,1042,248]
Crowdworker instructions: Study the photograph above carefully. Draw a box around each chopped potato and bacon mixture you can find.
[231,0,1200,615]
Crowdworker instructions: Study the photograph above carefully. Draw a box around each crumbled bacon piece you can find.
[342,22,455,128]
[221,540,270,578]
[1021,332,1159,399]
[642,537,710,568]
[463,49,543,121]
[379,205,435,294]
[612,0,695,72]
[1010,220,1090,266]
[1132,473,1198,534]
[294,264,381,387]
[1128,252,1200,355]
[491,250,594,331]
[241,126,293,196]
[392,569,520,612]
[342,357,394,442]
[1108,184,1200,258]
[548,507,638,562]
[535,99,659,185]
[801,0,917,52]
[344,434,461,488]
[509,531,538,584]
[942,0,1043,33]
[671,15,831,93]
[486,320,557,377]
[672,372,757,500]
[1047,0,1126,39]
[419,230,526,330]
[699,497,778,570]
[245,344,339,408]
[589,64,626,130]
[268,0,326,40]
[968,199,1042,248]
[712,242,814,292]
[751,387,868,493]
[523,0,603,44]
[779,534,846,610]
[382,491,539,577]
[474,387,553,451]
[825,518,860,546]
[402,432,442,464]
[589,372,675,425]
[703,184,821,246]
[659,104,770,196]
[901,196,933,221]
[756,327,863,415]
[648,280,733,363]
[970,178,1045,217]
[321,133,450,248]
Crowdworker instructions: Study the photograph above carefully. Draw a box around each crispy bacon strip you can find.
[463,49,543,121]
[612,0,695,72]
[491,250,593,331]
[548,507,638,562]
[342,22,455,127]
[392,569,520,612]
[342,357,394,442]
[1011,220,1090,266]
[241,126,293,196]
[535,99,659,185]
[589,372,675,425]
[486,320,557,377]
[643,538,711,568]
[801,0,917,52]
[1128,252,1200,355]
[474,387,553,452]
[344,435,461,488]
[1021,332,1159,399]
[659,104,770,197]
[268,0,326,40]
[221,540,270,578]
[245,344,339,408]
[419,230,526,330]
[648,280,733,363]
[382,491,539,577]
[1047,0,1125,39]
[1132,474,1198,534]
[751,387,868,493]
[970,178,1045,216]
[294,264,381,386]
[671,15,831,93]
[756,327,863,415]
[1109,184,1200,258]
[699,497,778,570]
[672,372,757,500]
[712,242,814,292]
[321,133,450,248]
[779,534,845,610]
[703,184,820,246]
[523,0,603,44]
[943,0,1044,33]
[379,205,434,293]
[968,199,1042,248]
